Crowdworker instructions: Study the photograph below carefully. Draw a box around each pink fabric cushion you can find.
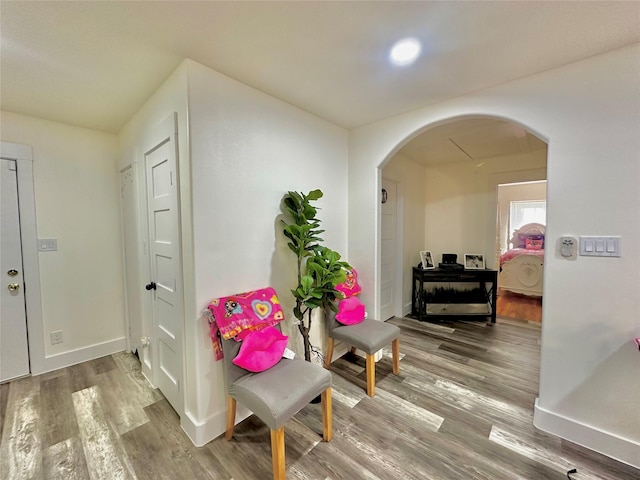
[335,268,362,298]
[335,296,365,325]
[208,287,285,341]
[525,238,543,250]
[232,326,288,372]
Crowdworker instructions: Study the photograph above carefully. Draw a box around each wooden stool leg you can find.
[225,396,236,440]
[270,427,286,480]
[392,338,400,375]
[321,387,333,442]
[366,353,375,397]
[324,338,335,369]
[350,347,357,355]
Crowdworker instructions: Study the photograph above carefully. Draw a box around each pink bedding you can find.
[500,248,545,265]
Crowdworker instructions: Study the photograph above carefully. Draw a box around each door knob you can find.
[145,282,157,291]
[7,269,19,277]
[8,283,20,292]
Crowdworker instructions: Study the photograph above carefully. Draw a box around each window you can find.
[509,200,546,237]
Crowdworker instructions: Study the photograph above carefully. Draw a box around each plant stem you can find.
[297,307,312,362]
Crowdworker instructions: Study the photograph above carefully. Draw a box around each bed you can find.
[498,223,545,297]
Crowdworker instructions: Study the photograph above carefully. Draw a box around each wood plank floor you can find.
[1,317,638,479]
[496,290,542,323]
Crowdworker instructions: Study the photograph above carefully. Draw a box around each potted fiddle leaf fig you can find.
[282,190,350,362]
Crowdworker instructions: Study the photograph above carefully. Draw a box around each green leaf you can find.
[302,204,317,220]
[300,275,313,291]
[306,189,323,201]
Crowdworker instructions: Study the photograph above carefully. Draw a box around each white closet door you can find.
[1,158,30,382]
[144,114,183,414]
[380,179,397,321]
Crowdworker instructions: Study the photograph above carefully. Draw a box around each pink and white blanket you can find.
[500,248,545,266]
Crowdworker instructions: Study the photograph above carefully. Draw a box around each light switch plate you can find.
[579,236,620,257]
[38,238,58,252]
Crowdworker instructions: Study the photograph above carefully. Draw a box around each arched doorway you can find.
[378,115,548,323]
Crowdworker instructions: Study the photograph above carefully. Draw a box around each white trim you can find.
[181,405,250,447]
[534,399,640,469]
[0,142,47,375]
[42,337,127,375]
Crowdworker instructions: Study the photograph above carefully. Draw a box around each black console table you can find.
[412,267,498,323]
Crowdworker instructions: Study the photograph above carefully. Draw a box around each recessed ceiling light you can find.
[390,38,421,66]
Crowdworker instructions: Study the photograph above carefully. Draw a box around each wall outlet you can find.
[50,330,63,345]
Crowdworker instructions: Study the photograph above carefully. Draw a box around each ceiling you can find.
[1,1,639,136]
[397,117,548,167]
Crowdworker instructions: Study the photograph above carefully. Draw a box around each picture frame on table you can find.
[464,254,485,270]
[420,251,435,269]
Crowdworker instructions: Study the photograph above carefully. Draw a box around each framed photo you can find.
[464,254,485,270]
[420,251,435,269]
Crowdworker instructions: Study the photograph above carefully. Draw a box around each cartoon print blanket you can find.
[207,287,285,360]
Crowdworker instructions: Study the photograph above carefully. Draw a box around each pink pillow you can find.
[335,296,365,325]
[232,326,288,372]
[335,268,362,298]
[525,238,543,250]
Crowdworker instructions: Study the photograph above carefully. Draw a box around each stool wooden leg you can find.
[270,427,286,480]
[324,338,335,369]
[321,387,333,442]
[225,396,236,440]
[392,338,400,375]
[366,353,375,397]
[350,347,357,355]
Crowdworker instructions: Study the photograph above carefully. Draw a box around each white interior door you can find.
[144,114,183,414]
[380,179,397,320]
[1,158,30,382]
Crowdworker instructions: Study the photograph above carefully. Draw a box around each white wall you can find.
[423,150,547,270]
[0,111,125,372]
[348,44,640,467]
[185,60,349,445]
[382,153,427,314]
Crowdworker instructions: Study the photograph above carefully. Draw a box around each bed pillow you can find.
[335,296,366,325]
[518,234,544,249]
[335,268,362,298]
[232,326,288,372]
[525,238,543,250]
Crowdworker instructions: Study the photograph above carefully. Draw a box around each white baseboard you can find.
[181,405,251,447]
[534,398,640,469]
[35,337,127,375]
[403,302,412,317]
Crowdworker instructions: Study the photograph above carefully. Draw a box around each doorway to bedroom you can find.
[495,181,547,323]
[381,115,548,323]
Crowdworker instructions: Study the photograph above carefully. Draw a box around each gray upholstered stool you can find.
[220,326,332,480]
[324,307,400,397]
